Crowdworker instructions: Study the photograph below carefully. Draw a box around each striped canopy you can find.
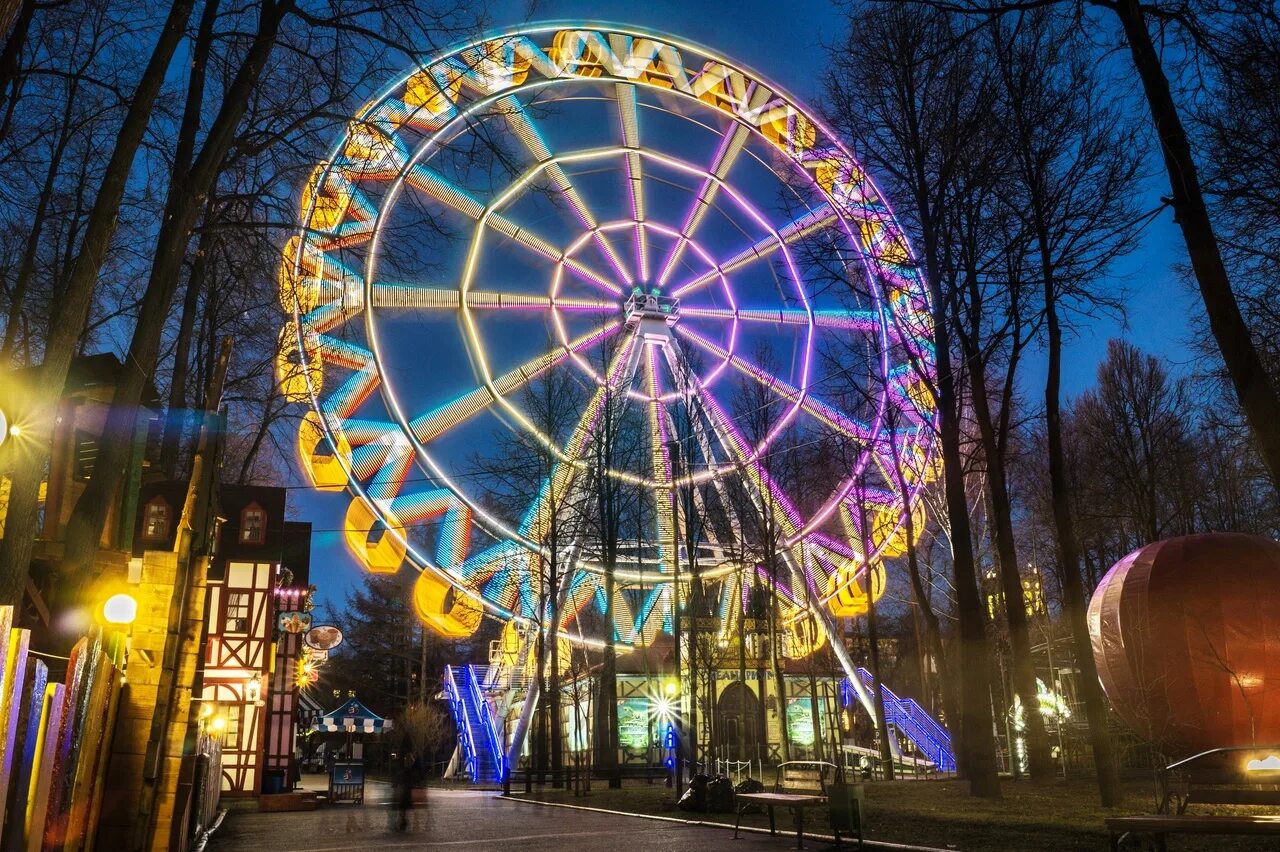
[312,698,392,734]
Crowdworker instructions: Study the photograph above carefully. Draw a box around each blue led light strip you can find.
[443,665,480,781]
[851,670,955,772]
[466,664,506,782]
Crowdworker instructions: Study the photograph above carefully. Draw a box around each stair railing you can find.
[466,664,505,781]
[444,664,479,782]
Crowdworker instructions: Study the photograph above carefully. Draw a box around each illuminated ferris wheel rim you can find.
[282,21,938,640]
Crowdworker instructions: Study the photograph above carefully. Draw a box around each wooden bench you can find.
[734,761,851,849]
[1107,745,1280,850]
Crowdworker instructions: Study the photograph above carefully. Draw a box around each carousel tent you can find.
[311,697,393,733]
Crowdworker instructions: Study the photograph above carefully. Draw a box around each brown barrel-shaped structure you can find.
[1088,533,1280,756]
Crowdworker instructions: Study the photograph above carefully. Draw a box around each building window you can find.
[74,430,98,482]
[225,592,250,634]
[224,704,241,747]
[142,498,170,541]
[240,504,266,545]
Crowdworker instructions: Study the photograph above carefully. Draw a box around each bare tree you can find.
[921,0,1280,488]
[984,5,1145,805]
[825,2,1003,796]
[471,365,589,790]
[0,0,195,605]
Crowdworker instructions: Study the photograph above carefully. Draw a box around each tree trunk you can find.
[598,553,619,787]
[1113,0,1280,487]
[132,337,230,852]
[1,68,78,364]
[685,558,698,773]
[737,584,747,761]
[968,361,1054,781]
[768,570,790,763]
[929,287,1001,798]
[159,193,218,479]
[1043,264,1123,807]
[533,631,547,786]
[549,545,563,789]
[888,412,959,743]
[865,566,894,780]
[0,0,35,140]
[60,0,291,579]
[0,0,196,606]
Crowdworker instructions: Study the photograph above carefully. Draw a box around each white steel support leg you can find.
[784,549,904,761]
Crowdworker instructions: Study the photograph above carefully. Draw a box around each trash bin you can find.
[263,769,286,795]
[828,781,864,841]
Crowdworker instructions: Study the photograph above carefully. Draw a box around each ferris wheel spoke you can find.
[682,367,804,541]
[670,204,838,299]
[675,324,874,442]
[658,343,748,527]
[655,123,751,287]
[615,83,649,283]
[409,320,622,443]
[643,344,678,577]
[523,328,643,543]
[678,305,881,334]
[406,163,622,296]
[372,284,615,312]
[498,95,632,283]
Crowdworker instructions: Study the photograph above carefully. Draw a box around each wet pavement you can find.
[208,780,845,851]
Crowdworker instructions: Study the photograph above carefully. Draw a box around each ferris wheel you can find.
[277,24,937,688]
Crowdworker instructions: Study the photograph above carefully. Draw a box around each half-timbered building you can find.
[134,482,313,796]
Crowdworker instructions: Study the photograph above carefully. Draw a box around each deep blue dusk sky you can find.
[291,0,1199,617]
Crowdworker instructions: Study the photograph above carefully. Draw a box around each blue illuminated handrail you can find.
[465,664,505,781]
[852,670,955,772]
[444,665,480,781]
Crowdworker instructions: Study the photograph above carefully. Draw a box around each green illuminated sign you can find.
[787,699,819,747]
[618,699,650,750]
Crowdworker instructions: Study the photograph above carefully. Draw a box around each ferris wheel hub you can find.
[623,288,680,341]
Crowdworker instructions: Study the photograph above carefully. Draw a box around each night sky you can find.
[290,0,1198,618]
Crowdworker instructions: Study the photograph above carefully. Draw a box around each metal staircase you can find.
[854,669,956,772]
[443,664,505,783]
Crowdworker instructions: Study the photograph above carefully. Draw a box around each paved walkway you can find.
[209,782,843,851]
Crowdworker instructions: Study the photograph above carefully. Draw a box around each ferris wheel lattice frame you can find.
[277,23,939,737]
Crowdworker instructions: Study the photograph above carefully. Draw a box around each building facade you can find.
[134,482,313,795]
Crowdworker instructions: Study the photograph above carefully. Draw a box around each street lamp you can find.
[102,593,138,626]
[246,672,264,706]
[0,406,27,447]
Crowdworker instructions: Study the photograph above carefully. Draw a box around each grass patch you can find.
[512,777,1269,851]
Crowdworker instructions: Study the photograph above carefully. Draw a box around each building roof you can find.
[313,698,393,733]
[5,353,162,409]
